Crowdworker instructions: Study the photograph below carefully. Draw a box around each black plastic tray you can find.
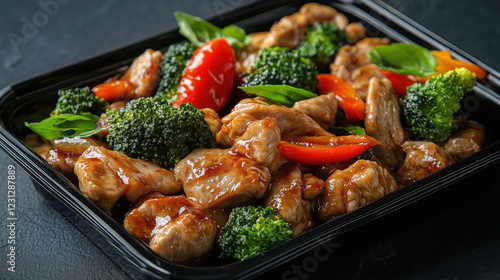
[1,0,500,279]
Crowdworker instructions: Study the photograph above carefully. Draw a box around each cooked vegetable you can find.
[403,67,477,142]
[155,41,197,101]
[239,84,317,108]
[25,113,102,141]
[380,70,417,98]
[379,51,485,98]
[107,97,214,169]
[317,74,365,121]
[52,87,109,116]
[242,46,319,92]
[175,11,250,49]
[279,135,381,165]
[368,43,437,77]
[93,80,134,102]
[328,125,366,136]
[218,206,293,261]
[174,38,235,111]
[296,22,347,70]
[431,50,486,79]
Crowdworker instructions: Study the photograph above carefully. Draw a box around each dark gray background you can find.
[1,0,500,279]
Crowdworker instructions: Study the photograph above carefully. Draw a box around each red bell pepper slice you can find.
[380,70,417,98]
[317,74,365,121]
[174,38,235,111]
[92,80,135,102]
[279,135,382,165]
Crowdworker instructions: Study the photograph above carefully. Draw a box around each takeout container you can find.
[1,0,500,279]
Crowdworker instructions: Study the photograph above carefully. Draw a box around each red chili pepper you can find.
[317,74,365,121]
[380,70,417,98]
[278,135,382,165]
[174,38,236,111]
[92,80,135,102]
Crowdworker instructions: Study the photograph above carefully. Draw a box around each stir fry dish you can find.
[24,3,487,265]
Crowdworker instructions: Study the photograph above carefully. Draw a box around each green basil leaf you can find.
[174,11,250,49]
[25,113,101,141]
[368,43,437,77]
[329,125,366,136]
[239,85,317,107]
[221,25,246,41]
[74,128,104,138]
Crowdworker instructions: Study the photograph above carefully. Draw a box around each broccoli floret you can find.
[52,87,109,116]
[296,22,347,70]
[242,46,319,92]
[218,206,293,261]
[403,67,477,142]
[107,98,214,169]
[155,42,197,100]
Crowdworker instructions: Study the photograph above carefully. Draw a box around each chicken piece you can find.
[28,136,98,177]
[396,141,454,185]
[222,98,333,140]
[216,114,286,172]
[236,32,268,73]
[203,207,232,235]
[443,118,484,161]
[120,49,162,99]
[330,38,390,100]
[365,77,405,170]
[332,38,389,72]
[263,164,324,236]
[95,100,127,138]
[317,160,399,221]
[75,146,181,212]
[200,108,222,137]
[259,3,364,50]
[174,148,271,209]
[344,22,366,45]
[216,113,256,148]
[124,195,216,264]
[292,92,338,129]
[305,160,357,181]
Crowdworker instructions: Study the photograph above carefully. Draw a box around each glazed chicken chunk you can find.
[216,114,286,172]
[124,195,216,264]
[28,136,98,177]
[330,38,390,100]
[174,148,271,209]
[444,118,484,161]
[317,160,399,221]
[201,108,223,137]
[75,146,181,212]
[222,98,333,141]
[292,92,338,130]
[120,48,163,99]
[263,164,324,236]
[365,77,406,170]
[396,141,454,185]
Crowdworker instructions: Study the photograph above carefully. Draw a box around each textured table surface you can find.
[1,1,500,279]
